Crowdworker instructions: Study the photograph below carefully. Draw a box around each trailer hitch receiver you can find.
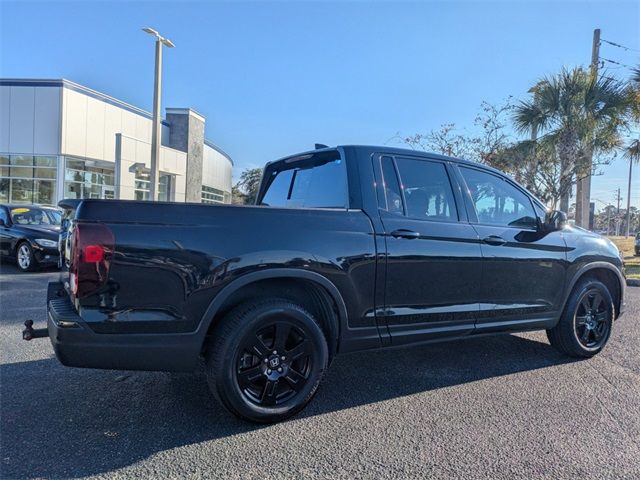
[22,320,49,341]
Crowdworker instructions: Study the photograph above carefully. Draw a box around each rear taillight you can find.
[69,223,114,298]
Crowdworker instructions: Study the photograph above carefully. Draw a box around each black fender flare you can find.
[562,261,626,318]
[195,268,349,343]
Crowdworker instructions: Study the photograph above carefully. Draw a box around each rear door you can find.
[455,165,568,331]
[375,154,483,346]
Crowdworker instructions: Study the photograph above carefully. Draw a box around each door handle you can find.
[390,229,421,239]
[482,235,507,246]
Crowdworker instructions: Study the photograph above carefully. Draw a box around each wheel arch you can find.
[564,262,625,319]
[197,269,348,360]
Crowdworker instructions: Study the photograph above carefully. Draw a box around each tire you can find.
[15,242,37,272]
[205,298,329,423]
[546,278,614,358]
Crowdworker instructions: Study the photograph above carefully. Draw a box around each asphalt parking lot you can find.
[1,263,639,479]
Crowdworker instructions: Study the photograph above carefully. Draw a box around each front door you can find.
[376,154,483,346]
[455,165,569,332]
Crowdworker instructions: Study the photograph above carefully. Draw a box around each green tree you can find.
[401,99,513,167]
[624,139,640,236]
[491,136,563,207]
[513,68,631,214]
[232,167,263,205]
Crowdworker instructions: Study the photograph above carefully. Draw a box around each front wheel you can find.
[546,278,614,358]
[205,299,329,423]
[16,242,37,272]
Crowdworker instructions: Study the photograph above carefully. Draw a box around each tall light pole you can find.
[142,27,175,201]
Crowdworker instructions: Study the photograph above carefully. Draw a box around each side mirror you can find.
[543,210,567,232]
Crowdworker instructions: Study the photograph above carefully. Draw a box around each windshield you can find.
[10,207,61,226]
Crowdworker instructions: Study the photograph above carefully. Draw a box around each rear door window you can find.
[379,156,404,215]
[261,155,347,209]
[380,156,458,221]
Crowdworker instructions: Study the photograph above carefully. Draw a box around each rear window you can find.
[260,154,347,209]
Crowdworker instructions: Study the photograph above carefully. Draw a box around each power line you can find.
[601,38,640,54]
[601,57,635,70]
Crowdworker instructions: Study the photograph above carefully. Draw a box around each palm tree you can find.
[625,67,640,236]
[624,140,640,236]
[513,68,631,217]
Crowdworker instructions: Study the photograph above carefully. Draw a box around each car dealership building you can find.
[0,78,233,205]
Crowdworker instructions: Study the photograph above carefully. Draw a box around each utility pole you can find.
[615,188,622,236]
[143,27,175,201]
[591,29,601,75]
[625,160,632,237]
[577,28,601,229]
[626,141,639,237]
[576,28,600,229]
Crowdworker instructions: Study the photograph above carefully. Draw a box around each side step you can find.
[22,320,49,341]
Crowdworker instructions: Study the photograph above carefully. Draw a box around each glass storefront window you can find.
[34,156,57,167]
[134,171,172,201]
[202,185,229,204]
[63,157,115,200]
[0,156,9,177]
[11,156,34,166]
[10,179,35,203]
[134,171,151,201]
[0,178,8,202]
[158,174,172,202]
[0,155,58,204]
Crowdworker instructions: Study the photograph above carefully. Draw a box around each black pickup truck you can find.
[32,145,626,422]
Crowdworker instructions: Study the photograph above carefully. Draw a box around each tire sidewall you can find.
[216,302,328,422]
[566,279,614,355]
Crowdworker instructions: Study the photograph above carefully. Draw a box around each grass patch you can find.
[608,236,640,280]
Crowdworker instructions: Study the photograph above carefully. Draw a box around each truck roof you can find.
[268,144,507,178]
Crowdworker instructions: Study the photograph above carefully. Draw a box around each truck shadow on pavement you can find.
[1,334,576,478]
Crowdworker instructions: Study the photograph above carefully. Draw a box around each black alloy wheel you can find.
[236,320,314,407]
[573,288,611,350]
[546,278,614,358]
[205,298,328,423]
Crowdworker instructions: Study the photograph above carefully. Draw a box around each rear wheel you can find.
[546,278,614,358]
[205,298,328,423]
[16,242,36,272]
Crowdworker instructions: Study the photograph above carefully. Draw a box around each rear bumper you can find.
[47,282,201,372]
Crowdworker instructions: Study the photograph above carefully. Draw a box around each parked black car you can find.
[0,204,61,271]
[34,146,626,422]
[635,232,640,256]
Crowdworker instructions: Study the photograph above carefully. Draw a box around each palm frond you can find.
[624,139,640,163]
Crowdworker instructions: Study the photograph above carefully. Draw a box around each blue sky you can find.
[1,0,638,208]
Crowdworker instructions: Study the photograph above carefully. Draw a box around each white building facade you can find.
[0,79,233,205]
